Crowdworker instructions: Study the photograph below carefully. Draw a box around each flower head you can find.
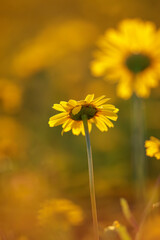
[91,19,160,99]
[38,198,84,227]
[48,94,118,135]
[145,136,160,160]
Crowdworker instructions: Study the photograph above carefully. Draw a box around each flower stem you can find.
[82,115,99,240]
[131,94,146,200]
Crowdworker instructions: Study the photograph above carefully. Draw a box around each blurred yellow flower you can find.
[12,20,97,77]
[91,19,160,99]
[145,136,160,160]
[38,198,84,227]
[48,94,118,135]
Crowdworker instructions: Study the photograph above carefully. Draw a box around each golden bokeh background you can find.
[0,0,160,239]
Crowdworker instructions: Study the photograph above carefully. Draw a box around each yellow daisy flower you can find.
[145,136,160,160]
[91,19,160,99]
[38,198,84,227]
[48,94,118,135]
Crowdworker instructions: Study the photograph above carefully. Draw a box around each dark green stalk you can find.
[131,94,146,200]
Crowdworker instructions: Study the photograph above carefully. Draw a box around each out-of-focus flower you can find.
[0,79,22,113]
[37,198,84,228]
[48,94,118,135]
[12,20,97,77]
[91,19,160,99]
[145,136,160,160]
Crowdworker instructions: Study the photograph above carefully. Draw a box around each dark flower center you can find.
[125,53,151,73]
[70,105,97,121]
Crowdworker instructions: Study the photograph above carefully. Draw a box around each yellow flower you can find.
[145,136,160,160]
[12,20,96,77]
[48,94,118,135]
[37,198,84,227]
[91,19,160,99]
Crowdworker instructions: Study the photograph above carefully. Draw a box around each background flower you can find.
[91,19,160,99]
[145,136,160,160]
[38,198,84,227]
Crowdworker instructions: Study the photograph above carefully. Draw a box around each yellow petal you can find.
[71,121,82,136]
[100,110,118,121]
[117,81,132,100]
[49,116,68,127]
[90,60,108,77]
[134,75,150,98]
[68,99,78,107]
[114,108,119,113]
[94,117,108,132]
[101,104,116,110]
[81,124,85,136]
[62,118,72,128]
[88,121,92,133]
[72,127,81,136]
[62,119,73,130]
[60,101,69,111]
[150,136,160,144]
[72,105,82,115]
[53,117,69,127]
[95,98,110,106]
[145,140,152,147]
[92,95,106,104]
[100,104,119,113]
[98,115,114,127]
[77,121,85,135]
[52,104,65,112]
[49,112,68,121]
[85,94,94,103]
[61,119,74,135]
[155,152,160,160]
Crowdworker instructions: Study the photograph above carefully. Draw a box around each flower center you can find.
[70,105,97,121]
[125,53,151,73]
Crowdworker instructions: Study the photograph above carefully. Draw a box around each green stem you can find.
[82,115,99,240]
[132,94,146,200]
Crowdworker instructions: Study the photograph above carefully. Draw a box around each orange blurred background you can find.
[0,0,160,239]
